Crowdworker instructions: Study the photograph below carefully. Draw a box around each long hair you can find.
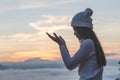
[74,27,106,67]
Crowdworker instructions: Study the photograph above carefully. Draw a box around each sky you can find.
[0,0,120,62]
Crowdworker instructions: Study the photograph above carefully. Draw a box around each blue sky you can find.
[0,0,120,62]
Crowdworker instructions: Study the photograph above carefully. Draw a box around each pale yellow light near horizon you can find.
[0,50,61,62]
[0,42,119,62]
[0,51,118,62]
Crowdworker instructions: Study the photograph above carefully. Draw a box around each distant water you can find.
[0,59,119,80]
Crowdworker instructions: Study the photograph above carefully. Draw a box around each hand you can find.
[46,32,65,46]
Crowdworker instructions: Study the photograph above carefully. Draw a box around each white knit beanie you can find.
[71,8,93,29]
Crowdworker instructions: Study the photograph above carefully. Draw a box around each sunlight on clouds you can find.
[103,43,120,53]
[0,15,72,42]
[0,54,12,62]
[0,50,61,62]
[9,33,32,41]
[29,15,71,33]
[12,50,61,61]
[0,14,73,62]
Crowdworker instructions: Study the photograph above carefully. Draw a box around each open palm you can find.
[46,32,65,46]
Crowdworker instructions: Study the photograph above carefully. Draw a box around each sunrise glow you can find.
[0,0,120,62]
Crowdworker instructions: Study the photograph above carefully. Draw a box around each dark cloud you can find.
[105,53,117,57]
[0,58,119,80]
[0,64,9,70]
[0,55,120,70]
[0,58,65,70]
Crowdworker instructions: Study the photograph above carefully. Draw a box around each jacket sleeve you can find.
[59,40,92,70]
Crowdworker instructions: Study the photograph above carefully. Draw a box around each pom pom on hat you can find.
[71,8,93,29]
[84,8,93,17]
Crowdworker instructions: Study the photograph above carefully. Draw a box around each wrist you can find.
[59,43,64,46]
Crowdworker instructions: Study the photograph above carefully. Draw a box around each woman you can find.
[46,8,106,80]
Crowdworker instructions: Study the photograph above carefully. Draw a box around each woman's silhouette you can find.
[47,8,106,80]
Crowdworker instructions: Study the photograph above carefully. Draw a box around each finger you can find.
[46,32,50,36]
[53,33,59,39]
[46,32,49,34]
[46,32,52,37]
[46,32,52,36]
[46,32,55,39]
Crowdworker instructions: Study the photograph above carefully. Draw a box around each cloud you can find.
[0,15,73,62]
[0,68,78,80]
[0,47,61,62]
[0,15,72,42]
[0,59,119,80]
[1,55,119,70]
[1,57,64,70]
[0,0,79,12]
[106,53,120,60]
[29,15,71,33]
[105,52,120,60]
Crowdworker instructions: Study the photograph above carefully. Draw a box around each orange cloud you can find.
[102,42,120,53]
[0,49,62,62]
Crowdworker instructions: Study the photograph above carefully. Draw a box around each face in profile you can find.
[73,27,81,39]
